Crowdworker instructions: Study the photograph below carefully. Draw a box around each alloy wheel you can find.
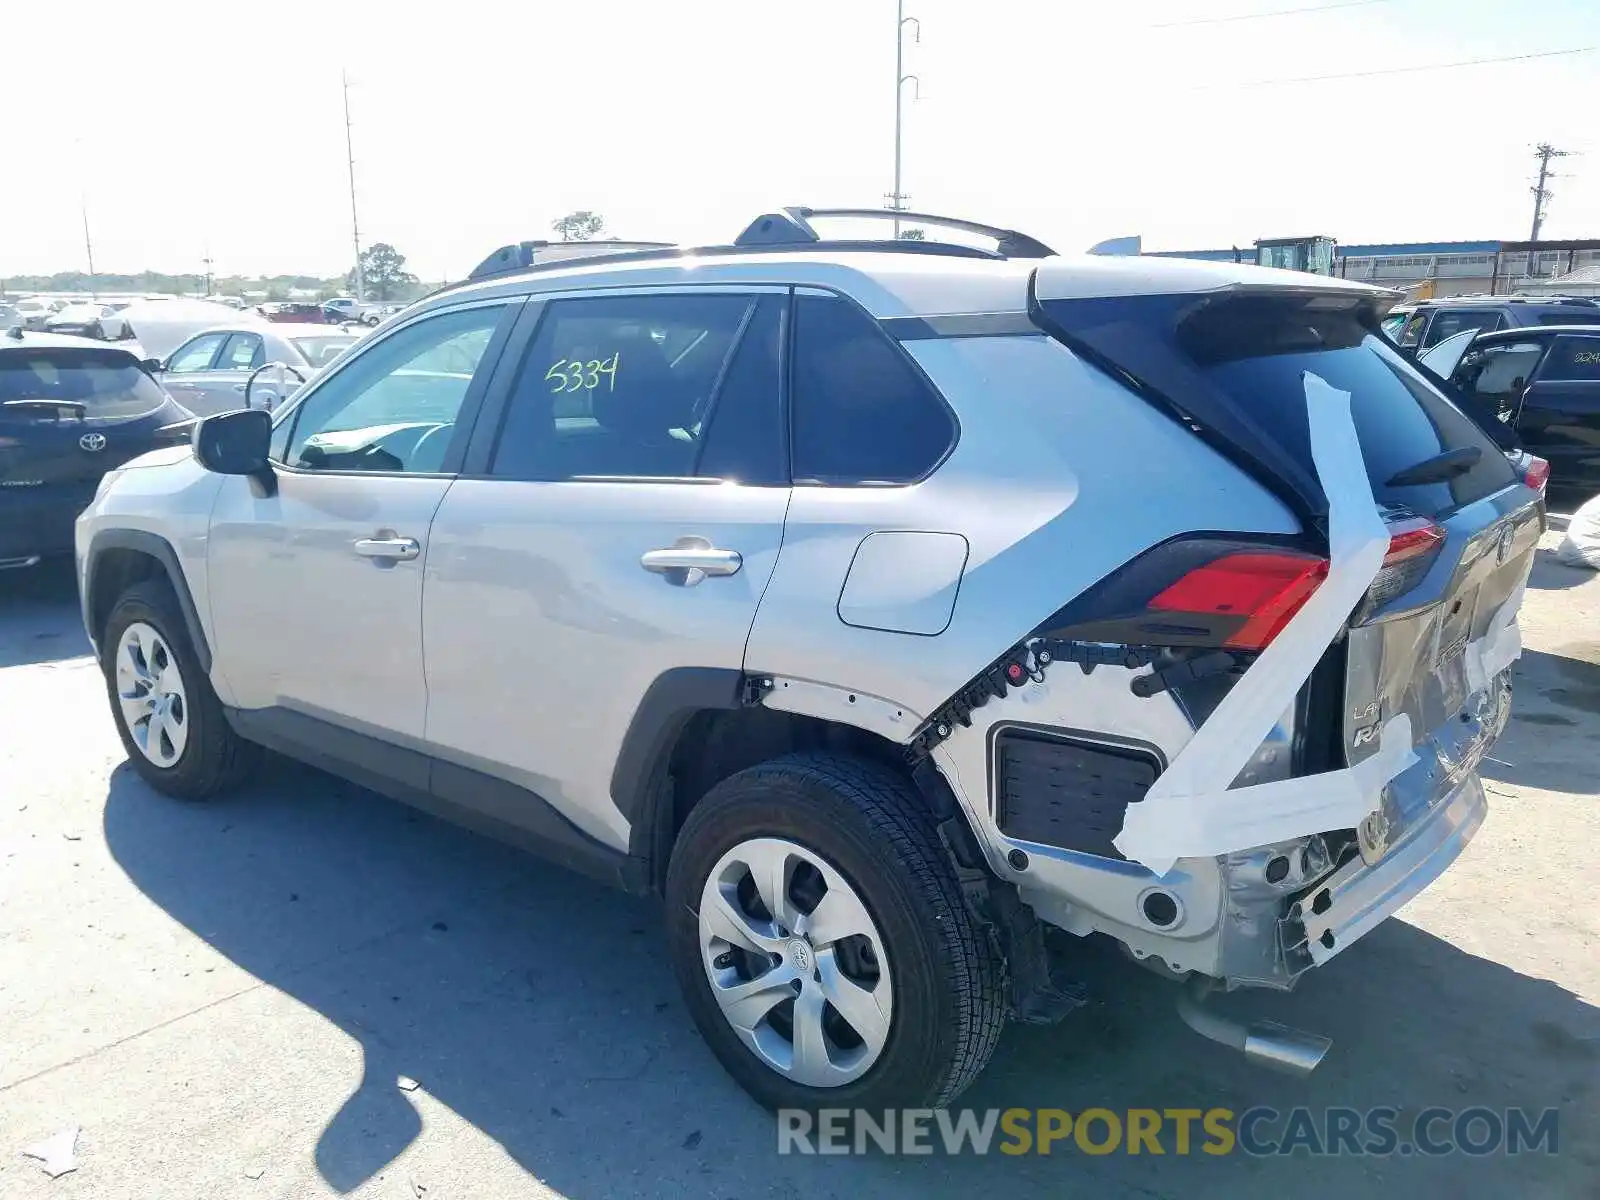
[115,621,189,768]
[698,836,894,1088]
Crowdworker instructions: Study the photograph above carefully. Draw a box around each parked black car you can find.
[1394,295,1600,353]
[1424,324,1600,490]
[0,332,192,569]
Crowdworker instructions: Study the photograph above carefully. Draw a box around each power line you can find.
[1197,44,1595,89]
[1154,0,1388,28]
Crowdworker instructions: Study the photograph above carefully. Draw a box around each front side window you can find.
[1397,310,1429,348]
[490,292,780,482]
[280,305,505,474]
[789,294,955,485]
[165,333,225,373]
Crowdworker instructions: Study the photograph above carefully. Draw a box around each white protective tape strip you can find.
[1114,372,1411,876]
[1464,576,1525,695]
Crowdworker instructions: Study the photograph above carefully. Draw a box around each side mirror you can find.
[140,356,163,374]
[194,408,275,493]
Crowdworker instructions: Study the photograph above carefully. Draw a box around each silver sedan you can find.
[155,323,362,416]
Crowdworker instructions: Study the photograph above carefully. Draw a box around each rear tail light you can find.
[1521,454,1550,495]
[1148,551,1329,651]
[1368,517,1445,607]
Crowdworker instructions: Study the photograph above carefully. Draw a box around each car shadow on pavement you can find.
[0,559,92,668]
[102,758,1600,1200]
[1482,647,1600,794]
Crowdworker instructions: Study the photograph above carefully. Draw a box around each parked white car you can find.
[13,297,64,330]
[322,296,383,326]
[44,302,133,340]
[156,322,362,414]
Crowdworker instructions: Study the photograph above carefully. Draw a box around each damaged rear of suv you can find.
[77,209,1540,1112]
[993,266,1539,1066]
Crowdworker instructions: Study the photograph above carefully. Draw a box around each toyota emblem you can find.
[79,433,107,452]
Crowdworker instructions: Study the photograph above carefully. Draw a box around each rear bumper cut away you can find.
[1290,772,1486,969]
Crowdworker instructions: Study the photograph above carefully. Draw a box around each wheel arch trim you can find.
[83,529,212,672]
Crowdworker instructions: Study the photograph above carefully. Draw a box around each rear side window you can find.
[0,349,169,420]
[789,294,955,485]
[1182,300,1517,515]
[1422,309,1503,348]
[1540,335,1600,381]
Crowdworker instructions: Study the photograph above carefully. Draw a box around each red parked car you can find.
[257,302,340,324]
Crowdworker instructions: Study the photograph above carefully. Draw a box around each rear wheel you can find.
[665,754,1006,1110]
[87,320,104,339]
[101,580,257,799]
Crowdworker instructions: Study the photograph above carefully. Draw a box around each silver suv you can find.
[76,208,1541,1110]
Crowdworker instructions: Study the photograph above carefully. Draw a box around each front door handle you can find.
[640,537,742,586]
[353,534,421,562]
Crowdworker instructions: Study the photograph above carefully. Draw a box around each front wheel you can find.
[665,754,1006,1111]
[87,320,104,339]
[101,579,257,798]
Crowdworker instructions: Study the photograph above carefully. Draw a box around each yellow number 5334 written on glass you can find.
[545,352,619,393]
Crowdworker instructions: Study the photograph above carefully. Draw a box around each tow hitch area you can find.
[1175,978,1332,1077]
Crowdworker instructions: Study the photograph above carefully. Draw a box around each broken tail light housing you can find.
[1367,516,1445,608]
[1148,550,1330,651]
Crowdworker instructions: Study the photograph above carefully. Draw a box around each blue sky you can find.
[4,0,1597,279]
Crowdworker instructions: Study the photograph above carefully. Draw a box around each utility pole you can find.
[1528,142,1571,243]
[887,1,920,236]
[343,70,365,302]
[81,191,96,298]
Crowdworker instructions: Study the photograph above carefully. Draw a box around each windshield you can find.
[289,334,359,369]
[0,348,170,420]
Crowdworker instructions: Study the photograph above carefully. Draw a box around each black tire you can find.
[101,578,257,800]
[87,321,104,340]
[665,753,1006,1111]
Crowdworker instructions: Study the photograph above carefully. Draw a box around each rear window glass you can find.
[0,349,168,420]
[1183,303,1517,515]
[289,334,359,368]
[1536,312,1600,325]
[1541,336,1600,381]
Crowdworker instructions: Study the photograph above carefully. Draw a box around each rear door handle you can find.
[353,534,421,562]
[640,538,742,586]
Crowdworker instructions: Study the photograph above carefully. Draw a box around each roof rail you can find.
[734,207,1057,259]
[467,239,676,282]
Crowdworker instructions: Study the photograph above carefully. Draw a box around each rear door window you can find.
[1539,335,1600,381]
[489,291,782,483]
[219,332,265,371]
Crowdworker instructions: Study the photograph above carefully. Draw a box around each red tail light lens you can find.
[1383,519,1445,565]
[1148,551,1329,651]
[1368,517,1445,607]
[1521,455,1550,494]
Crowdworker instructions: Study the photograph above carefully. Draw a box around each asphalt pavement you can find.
[1,533,1596,1199]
